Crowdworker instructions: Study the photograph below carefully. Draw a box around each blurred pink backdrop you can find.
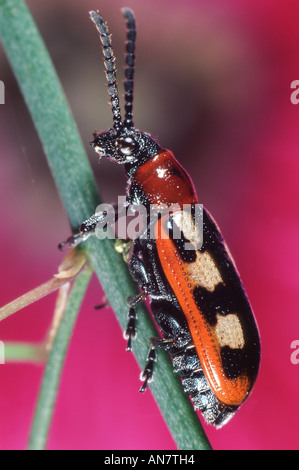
[0,0,299,450]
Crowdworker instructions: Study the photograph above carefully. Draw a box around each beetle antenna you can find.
[122,8,136,129]
[90,10,123,132]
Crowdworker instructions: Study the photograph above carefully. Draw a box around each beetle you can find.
[61,8,260,427]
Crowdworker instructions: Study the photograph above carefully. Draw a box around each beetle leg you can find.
[139,336,179,392]
[59,202,125,249]
[58,212,109,249]
[128,249,152,293]
[124,292,147,351]
[123,244,153,350]
[139,346,157,392]
[124,306,137,351]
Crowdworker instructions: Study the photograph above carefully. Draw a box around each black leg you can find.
[139,336,179,392]
[58,212,110,249]
[58,202,125,249]
[124,292,146,351]
[139,346,156,392]
[123,241,152,350]
[124,307,137,351]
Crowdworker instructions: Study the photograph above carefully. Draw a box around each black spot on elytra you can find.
[173,237,197,262]
[192,283,233,326]
[221,347,245,379]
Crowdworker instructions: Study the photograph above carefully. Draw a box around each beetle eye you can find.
[116,136,138,156]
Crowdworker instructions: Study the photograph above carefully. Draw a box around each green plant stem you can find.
[27,267,93,450]
[0,0,212,450]
[0,0,98,230]
[4,342,44,362]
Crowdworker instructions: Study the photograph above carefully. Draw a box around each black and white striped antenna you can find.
[122,8,136,129]
[90,9,136,132]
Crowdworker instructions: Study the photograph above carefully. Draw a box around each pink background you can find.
[0,0,299,450]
